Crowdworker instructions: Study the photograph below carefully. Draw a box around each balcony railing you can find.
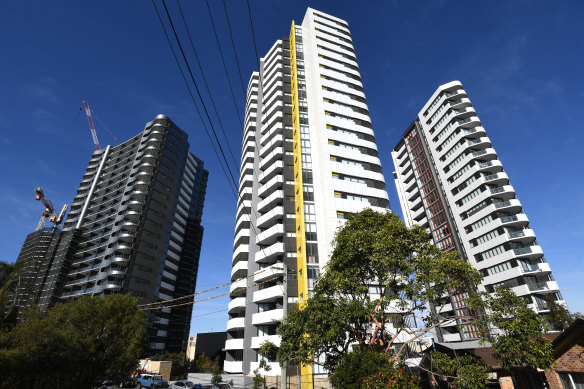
[478,161,492,168]
[513,247,532,255]
[500,215,518,223]
[484,173,499,181]
[495,200,512,209]
[508,231,526,239]
[527,282,549,292]
[473,150,487,157]
[490,187,505,194]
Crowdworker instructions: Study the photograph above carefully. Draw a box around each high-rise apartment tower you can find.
[224,8,390,381]
[391,81,565,343]
[15,115,208,355]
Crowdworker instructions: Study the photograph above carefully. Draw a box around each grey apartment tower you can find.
[391,81,565,343]
[14,115,208,354]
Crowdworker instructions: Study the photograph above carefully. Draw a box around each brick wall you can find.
[499,375,515,389]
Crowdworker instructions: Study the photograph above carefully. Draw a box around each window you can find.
[559,372,584,389]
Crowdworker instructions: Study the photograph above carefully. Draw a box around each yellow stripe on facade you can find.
[289,21,313,389]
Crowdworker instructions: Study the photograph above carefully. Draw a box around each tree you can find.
[278,209,483,373]
[329,346,392,389]
[0,294,145,389]
[544,295,574,331]
[0,260,21,329]
[430,351,488,389]
[212,369,223,383]
[472,288,554,371]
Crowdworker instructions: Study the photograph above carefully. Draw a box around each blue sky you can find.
[1,1,583,337]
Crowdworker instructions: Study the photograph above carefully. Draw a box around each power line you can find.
[137,267,269,307]
[222,0,247,98]
[140,274,281,311]
[160,0,239,192]
[204,0,244,129]
[176,0,239,170]
[151,0,236,197]
[246,0,261,70]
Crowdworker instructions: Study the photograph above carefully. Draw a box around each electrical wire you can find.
[137,267,269,307]
[160,0,239,192]
[139,274,281,311]
[151,0,237,197]
[204,0,244,129]
[221,0,247,98]
[246,0,260,71]
[176,0,239,170]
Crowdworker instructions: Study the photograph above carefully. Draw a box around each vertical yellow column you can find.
[289,21,313,389]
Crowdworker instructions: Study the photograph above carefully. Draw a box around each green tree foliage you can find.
[430,351,488,389]
[278,209,483,372]
[329,346,392,389]
[0,261,21,329]
[471,288,554,371]
[195,352,221,373]
[362,365,419,389]
[211,369,223,383]
[0,294,145,389]
[544,295,574,331]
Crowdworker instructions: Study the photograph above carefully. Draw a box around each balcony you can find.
[442,332,462,342]
[255,263,285,282]
[252,308,284,325]
[223,360,243,374]
[258,175,283,198]
[493,198,522,213]
[483,172,509,186]
[260,147,284,171]
[512,244,544,260]
[255,242,285,263]
[258,160,283,184]
[226,317,245,331]
[499,213,530,228]
[489,185,515,199]
[257,206,284,229]
[256,224,284,246]
[251,335,281,349]
[232,244,249,264]
[229,278,247,294]
[249,361,281,376]
[258,190,284,212]
[228,297,246,313]
[224,338,244,350]
[506,229,536,244]
[253,285,283,303]
[231,260,248,280]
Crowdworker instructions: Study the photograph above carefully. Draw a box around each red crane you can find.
[81,100,117,150]
[82,100,100,150]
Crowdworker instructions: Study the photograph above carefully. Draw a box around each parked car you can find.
[119,378,136,388]
[136,373,169,388]
[213,383,233,389]
[97,380,115,389]
[170,381,194,388]
[192,385,215,389]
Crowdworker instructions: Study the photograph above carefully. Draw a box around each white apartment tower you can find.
[391,81,565,343]
[224,8,389,382]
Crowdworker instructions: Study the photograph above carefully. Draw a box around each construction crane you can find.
[82,100,100,150]
[34,187,68,231]
[81,100,117,150]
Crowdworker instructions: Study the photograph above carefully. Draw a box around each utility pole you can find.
[281,259,287,389]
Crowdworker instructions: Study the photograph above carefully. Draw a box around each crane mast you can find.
[82,100,100,150]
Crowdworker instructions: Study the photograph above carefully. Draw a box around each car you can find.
[213,383,234,389]
[170,381,194,389]
[136,373,169,388]
[191,385,215,389]
[96,380,115,389]
[119,378,136,388]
